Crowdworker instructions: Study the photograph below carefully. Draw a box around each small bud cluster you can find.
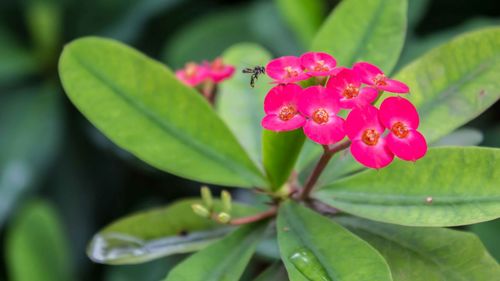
[191,186,233,224]
[262,52,427,169]
[175,58,235,87]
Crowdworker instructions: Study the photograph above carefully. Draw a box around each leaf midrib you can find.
[68,51,261,185]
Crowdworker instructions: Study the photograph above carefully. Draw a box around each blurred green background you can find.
[0,0,499,280]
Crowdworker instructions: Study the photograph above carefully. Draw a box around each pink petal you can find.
[300,52,337,77]
[350,138,394,169]
[378,79,410,93]
[266,56,308,83]
[386,129,427,161]
[303,116,345,145]
[263,84,302,115]
[261,114,306,132]
[338,86,378,109]
[353,62,384,85]
[345,105,384,140]
[175,64,209,86]
[379,97,419,129]
[326,68,361,92]
[298,86,339,117]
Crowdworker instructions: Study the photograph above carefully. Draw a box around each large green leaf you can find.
[263,130,305,190]
[311,0,407,73]
[277,201,392,281]
[5,200,73,281]
[216,43,272,166]
[338,216,500,281]
[164,223,266,281]
[87,198,262,265]
[0,86,62,226]
[59,37,266,188]
[390,27,500,143]
[316,147,500,226]
[275,0,325,47]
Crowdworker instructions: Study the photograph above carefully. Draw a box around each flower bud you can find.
[191,204,210,218]
[217,212,231,224]
[200,186,213,209]
[221,190,232,212]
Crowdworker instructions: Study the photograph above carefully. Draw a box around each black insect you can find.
[242,66,266,88]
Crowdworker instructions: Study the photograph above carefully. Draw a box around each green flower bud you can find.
[221,190,232,212]
[200,186,213,209]
[191,204,210,218]
[217,212,231,224]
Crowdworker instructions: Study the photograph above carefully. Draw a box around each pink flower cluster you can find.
[261,52,427,169]
[175,58,235,86]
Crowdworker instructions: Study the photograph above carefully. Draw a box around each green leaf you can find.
[87,198,262,265]
[275,0,325,46]
[216,43,272,166]
[263,130,306,190]
[311,0,407,73]
[390,27,500,143]
[338,216,500,281]
[0,86,62,226]
[59,37,266,188]
[277,201,392,281]
[253,263,288,281]
[6,200,73,281]
[316,147,500,226]
[433,128,483,146]
[469,219,500,262]
[164,223,266,281]
[105,257,180,281]
[407,0,430,30]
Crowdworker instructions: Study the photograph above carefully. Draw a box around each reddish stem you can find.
[300,140,351,200]
[228,207,277,225]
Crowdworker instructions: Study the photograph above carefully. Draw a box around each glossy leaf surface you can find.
[275,0,324,46]
[6,200,73,281]
[164,223,266,281]
[277,201,392,281]
[338,216,500,281]
[88,198,261,264]
[316,147,500,226]
[311,0,407,73]
[216,43,272,166]
[263,130,305,190]
[59,37,266,187]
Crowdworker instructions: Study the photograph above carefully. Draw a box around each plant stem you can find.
[228,207,277,225]
[300,140,351,200]
[201,81,217,105]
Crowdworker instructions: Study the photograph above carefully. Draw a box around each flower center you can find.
[342,84,360,99]
[361,129,380,146]
[373,74,387,86]
[312,108,329,124]
[391,122,409,138]
[185,63,198,78]
[284,66,299,78]
[313,60,330,72]
[278,105,297,121]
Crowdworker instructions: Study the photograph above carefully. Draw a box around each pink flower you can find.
[353,62,409,93]
[298,86,345,145]
[300,52,338,77]
[265,56,308,84]
[327,68,378,109]
[204,57,235,83]
[345,105,394,169]
[379,97,427,161]
[261,84,306,132]
[175,62,209,86]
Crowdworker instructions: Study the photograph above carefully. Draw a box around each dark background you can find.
[0,0,499,280]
